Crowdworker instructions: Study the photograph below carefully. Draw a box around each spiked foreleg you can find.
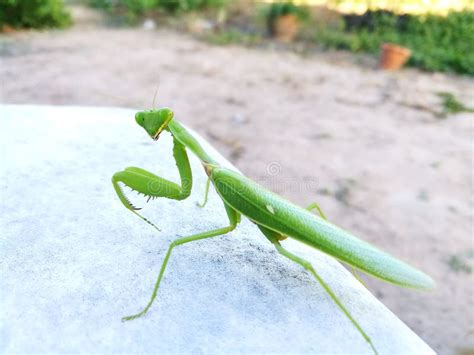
[111,137,193,229]
[112,137,192,206]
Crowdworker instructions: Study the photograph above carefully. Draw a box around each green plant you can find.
[313,10,474,75]
[158,0,228,13]
[0,0,71,29]
[447,250,474,273]
[205,29,261,46]
[263,2,309,24]
[88,0,228,17]
[88,0,157,17]
[437,92,474,116]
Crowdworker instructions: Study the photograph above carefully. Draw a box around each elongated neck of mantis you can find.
[168,120,218,165]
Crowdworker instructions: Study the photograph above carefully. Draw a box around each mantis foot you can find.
[122,309,149,322]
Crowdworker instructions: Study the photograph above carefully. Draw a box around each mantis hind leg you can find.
[306,202,327,220]
[257,225,378,355]
[306,202,365,285]
[122,204,240,321]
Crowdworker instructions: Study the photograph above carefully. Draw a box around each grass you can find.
[447,250,474,274]
[87,0,228,24]
[205,29,263,46]
[437,92,474,116]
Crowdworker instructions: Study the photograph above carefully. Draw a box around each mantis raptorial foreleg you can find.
[257,224,377,355]
[112,137,192,230]
[122,204,241,321]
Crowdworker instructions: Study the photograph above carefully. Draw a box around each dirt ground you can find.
[1,6,473,355]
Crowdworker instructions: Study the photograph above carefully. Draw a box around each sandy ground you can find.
[1,6,473,355]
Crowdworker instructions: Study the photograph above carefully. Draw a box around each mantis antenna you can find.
[152,78,161,109]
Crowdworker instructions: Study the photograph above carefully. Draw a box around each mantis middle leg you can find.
[122,204,241,321]
[257,225,377,355]
[197,175,211,208]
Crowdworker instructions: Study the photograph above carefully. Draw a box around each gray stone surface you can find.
[0,105,434,354]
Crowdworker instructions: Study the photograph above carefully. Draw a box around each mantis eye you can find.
[135,112,145,126]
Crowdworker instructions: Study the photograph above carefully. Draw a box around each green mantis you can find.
[112,107,435,355]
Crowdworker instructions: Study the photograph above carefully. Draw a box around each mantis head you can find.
[135,108,174,140]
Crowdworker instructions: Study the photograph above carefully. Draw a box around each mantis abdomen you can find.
[211,167,435,291]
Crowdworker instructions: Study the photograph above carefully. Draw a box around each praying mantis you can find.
[112,107,435,355]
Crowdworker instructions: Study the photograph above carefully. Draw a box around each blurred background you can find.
[1,0,473,354]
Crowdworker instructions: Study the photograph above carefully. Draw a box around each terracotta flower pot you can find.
[380,43,411,70]
[272,14,299,42]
